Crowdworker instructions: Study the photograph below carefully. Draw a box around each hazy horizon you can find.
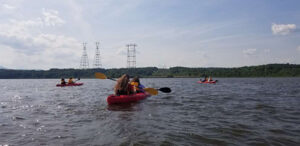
[0,0,300,70]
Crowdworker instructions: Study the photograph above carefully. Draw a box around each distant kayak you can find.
[197,80,217,84]
[107,92,151,105]
[56,83,84,87]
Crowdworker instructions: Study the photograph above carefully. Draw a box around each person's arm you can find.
[139,84,145,89]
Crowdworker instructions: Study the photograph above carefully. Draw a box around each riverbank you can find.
[0,64,299,79]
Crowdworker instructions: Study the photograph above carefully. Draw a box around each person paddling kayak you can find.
[200,75,208,82]
[107,74,151,105]
[208,76,213,81]
[61,78,66,85]
[198,75,218,84]
[130,76,145,93]
[68,77,74,84]
[56,77,83,87]
[114,74,135,96]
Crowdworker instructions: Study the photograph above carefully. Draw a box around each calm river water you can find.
[0,78,299,145]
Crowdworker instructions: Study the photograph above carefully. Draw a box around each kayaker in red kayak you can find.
[198,75,217,83]
[208,76,213,81]
[56,77,83,87]
[114,74,134,96]
[130,76,145,93]
[68,77,74,84]
[60,78,66,85]
[200,75,208,82]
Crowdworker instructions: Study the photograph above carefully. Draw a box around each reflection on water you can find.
[0,78,299,145]
[107,103,141,111]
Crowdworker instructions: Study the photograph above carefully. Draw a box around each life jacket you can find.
[131,82,145,93]
[68,79,74,84]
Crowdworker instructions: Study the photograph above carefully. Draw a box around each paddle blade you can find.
[158,87,171,93]
[95,72,107,79]
[144,88,158,95]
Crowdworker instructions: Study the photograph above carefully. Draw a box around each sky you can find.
[0,0,299,69]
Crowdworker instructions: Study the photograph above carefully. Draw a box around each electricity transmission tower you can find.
[79,42,89,69]
[127,44,136,68]
[93,42,102,68]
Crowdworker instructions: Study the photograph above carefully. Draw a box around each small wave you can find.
[12,116,25,121]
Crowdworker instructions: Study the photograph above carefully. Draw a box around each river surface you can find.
[0,78,299,146]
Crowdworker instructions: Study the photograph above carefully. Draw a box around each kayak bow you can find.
[107,92,151,105]
[197,81,217,84]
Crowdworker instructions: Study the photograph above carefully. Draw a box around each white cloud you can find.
[297,46,300,52]
[116,47,127,55]
[42,9,65,26]
[278,58,292,64]
[2,4,16,10]
[243,48,257,56]
[0,33,81,69]
[263,49,270,53]
[0,3,18,15]
[272,23,296,35]
[0,9,81,69]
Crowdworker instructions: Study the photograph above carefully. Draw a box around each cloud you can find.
[271,23,296,35]
[0,3,17,15]
[116,47,127,55]
[278,58,292,64]
[0,9,81,69]
[263,48,270,53]
[0,8,67,51]
[42,9,65,26]
[297,46,300,52]
[2,4,16,10]
[243,48,257,56]
[0,33,81,69]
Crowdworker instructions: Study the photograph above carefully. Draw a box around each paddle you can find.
[94,72,116,81]
[158,87,172,93]
[144,87,172,95]
[74,77,80,82]
[94,72,172,95]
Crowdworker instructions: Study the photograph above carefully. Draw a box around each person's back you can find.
[114,74,134,96]
[61,78,66,85]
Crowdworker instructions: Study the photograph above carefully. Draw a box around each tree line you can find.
[0,64,299,79]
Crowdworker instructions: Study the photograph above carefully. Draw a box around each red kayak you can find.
[56,83,84,87]
[197,80,217,84]
[107,92,151,105]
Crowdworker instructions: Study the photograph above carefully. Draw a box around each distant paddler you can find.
[68,77,75,84]
[60,78,66,85]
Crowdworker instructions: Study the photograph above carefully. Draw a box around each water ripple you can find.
[0,78,299,145]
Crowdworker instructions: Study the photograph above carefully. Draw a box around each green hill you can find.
[0,64,299,79]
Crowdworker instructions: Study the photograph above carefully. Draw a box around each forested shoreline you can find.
[0,64,299,79]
